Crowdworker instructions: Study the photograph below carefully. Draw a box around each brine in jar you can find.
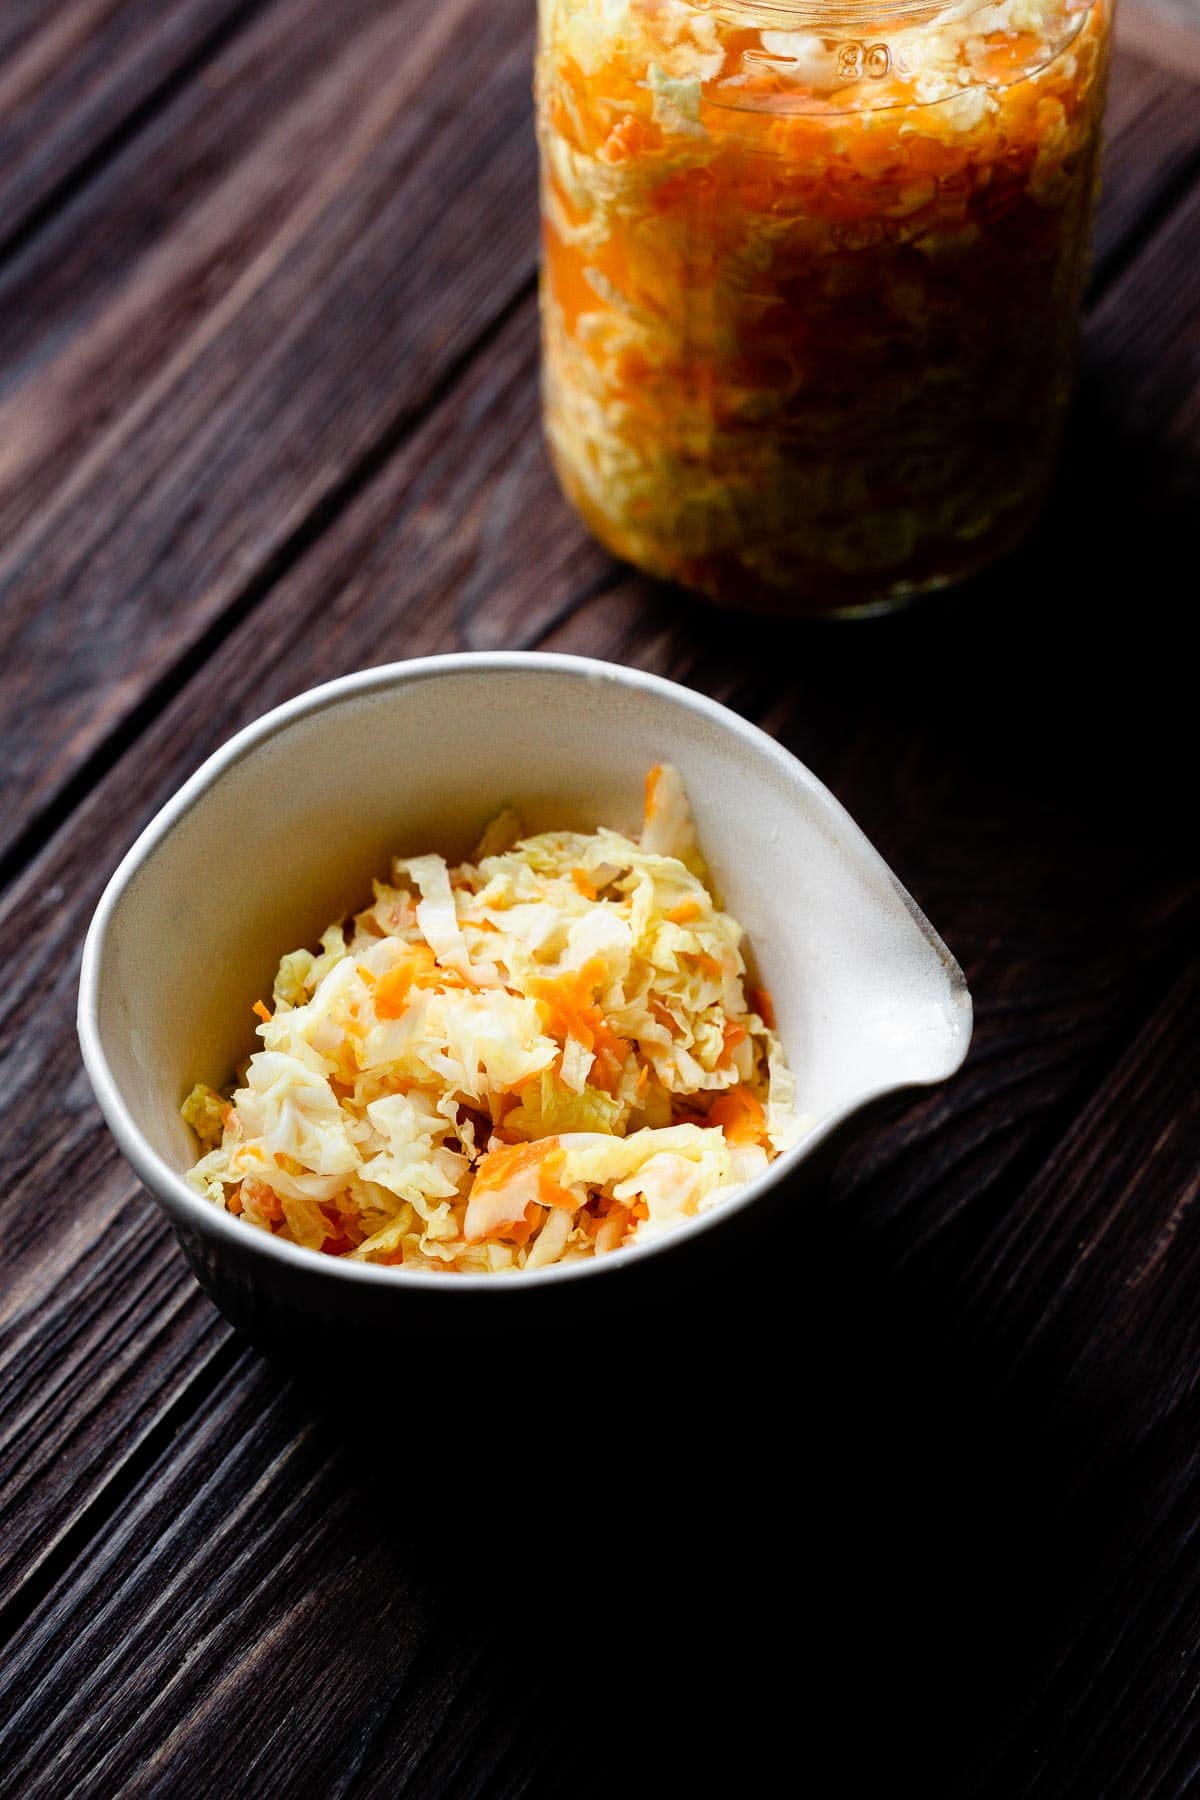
[537,1,1114,614]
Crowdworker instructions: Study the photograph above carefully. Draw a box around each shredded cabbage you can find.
[538,0,1112,611]
[183,764,802,1273]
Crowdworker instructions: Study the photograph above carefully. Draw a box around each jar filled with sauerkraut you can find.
[537,1,1114,615]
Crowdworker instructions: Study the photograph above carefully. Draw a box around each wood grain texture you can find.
[0,0,538,867]
[0,302,605,1615]
[1118,0,1200,83]
[0,12,1199,1798]
[1089,172,1200,452]
[0,33,1195,886]
[0,0,449,544]
[1092,44,1200,284]
[0,1343,601,1800]
[971,966,1200,1800]
[0,0,261,250]
[2,303,1199,1800]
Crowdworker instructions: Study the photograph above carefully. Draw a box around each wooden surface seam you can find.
[1,4,1199,1795]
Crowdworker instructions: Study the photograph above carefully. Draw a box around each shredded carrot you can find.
[538,1153,579,1212]
[184,760,796,1275]
[649,997,678,1036]
[472,1139,576,1208]
[750,985,776,1030]
[528,956,630,1088]
[644,762,663,818]
[470,1140,552,1196]
[315,1206,354,1256]
[507,1201,543,1248]
[666,898,700,925]
[465,1139,575,1242]
[243,1177,283,1224]
[373,944,438,1018]
[707,1086,767,1147]
[598,113,658,165]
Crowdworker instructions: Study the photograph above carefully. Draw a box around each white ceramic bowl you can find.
[78,653,971,1339]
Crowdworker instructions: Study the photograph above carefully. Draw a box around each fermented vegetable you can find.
[538,0,1113,612]
[183,766,800,1273]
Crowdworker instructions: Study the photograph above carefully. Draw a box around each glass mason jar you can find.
[536,0,1114,615]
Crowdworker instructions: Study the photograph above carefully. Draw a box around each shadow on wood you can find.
[573,363,1195,840]
[280,1161,1134,1798]
[224,380,1199,1796]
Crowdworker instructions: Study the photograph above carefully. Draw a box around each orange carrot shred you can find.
[707,1086,767,1147]
[252,1000,272,1025]
[750,985,776,1030]
[528,957,630,1079]
[507,1201,543,1248]
[374,945,437,1018]
[666,898,700,925]
[649,997,678,1035]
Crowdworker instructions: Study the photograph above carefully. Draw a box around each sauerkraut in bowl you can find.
[539,0,1114,613]
[81,654,973,1331]
[182,764,804,1275]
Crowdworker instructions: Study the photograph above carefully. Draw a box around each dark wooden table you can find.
[2,2,1199,1793]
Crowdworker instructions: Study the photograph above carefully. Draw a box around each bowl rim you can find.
[77,650,972,1296]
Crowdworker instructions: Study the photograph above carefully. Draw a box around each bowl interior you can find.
[90,660,970,1198]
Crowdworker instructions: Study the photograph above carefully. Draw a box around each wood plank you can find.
[967,968,1200,1799]
[1,32,1198,1614]
[0,38,1195,884]
[1092,45,1200,282]
[0,972,1196,1799]
[488,158,1200,1789]
[1118,0,1200,84]
[0,22,1198,1797]
[0,0,538,867]
[1088,171,1200,451]
[0,210,1198,1777]
[0,0,259,249]
[0,300,606,1612]
[0,0,431,547]
[0,1343,598,1799]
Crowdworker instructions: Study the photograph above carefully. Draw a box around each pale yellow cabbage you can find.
[183,765,802,1272]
